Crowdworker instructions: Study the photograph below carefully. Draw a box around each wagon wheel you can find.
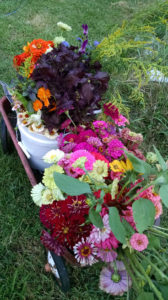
[0,117,13,153]
[48,251,70,293]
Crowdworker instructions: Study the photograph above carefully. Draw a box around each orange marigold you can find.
[37,87,51,107]
[33,99,43,111]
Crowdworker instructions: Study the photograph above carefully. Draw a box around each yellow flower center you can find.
[81,246,91,257]
[63,227,69,234]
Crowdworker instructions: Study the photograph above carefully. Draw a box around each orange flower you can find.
[23,42,30,53]
[13,52,30,68]
[37,87,51,107]
[29,39,54,55]
[33,99,43,111]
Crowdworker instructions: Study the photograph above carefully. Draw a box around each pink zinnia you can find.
[114,114,129,127]
[93,120,108,129]
[73,237,97,266]
[74,142,97,153]
[130,233,149,251]
[89,214,111,243]
[107,139,124,159]
[97,248,117,262]
[69,150,96,175]
[87,136,103,148]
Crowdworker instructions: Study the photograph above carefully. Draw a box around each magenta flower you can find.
[114,114,129,127]
[40,230,63,255]
[99,263,132,296]
[79,39,88,53]
[73,237,97,266]
[93,120,108,129]
[107,139,124,159]
[69,150,96,175]
[130,233,149,251]
[87,137,103,147]
[103,103,119,120]
[74,142,97,152]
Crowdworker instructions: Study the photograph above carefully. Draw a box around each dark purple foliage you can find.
[31,43,109,131]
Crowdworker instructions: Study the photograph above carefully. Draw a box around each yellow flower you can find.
[42,165,64,189]
[120,159,133,171]
[109,160,124,173]
[89,160,108,182]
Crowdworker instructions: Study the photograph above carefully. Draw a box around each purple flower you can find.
[82,24,88,36]
[93,40,100,47]
[99,262,132,296]
[61,41,70,47]
[79,40,88,53]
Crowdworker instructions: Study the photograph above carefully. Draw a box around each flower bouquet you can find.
[11,23,109,137]
[31,103,168,300]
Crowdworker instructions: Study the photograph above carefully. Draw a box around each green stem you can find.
[120,253,140,292]
[125,182,142,198]
[116,180,130,200]
[153,225,168,232]
[137,251,168,282]
[124,182,154,205]
[151,248,168,269]
[150,227,168,238]
[65,111,76,128]
[131,253,164,300]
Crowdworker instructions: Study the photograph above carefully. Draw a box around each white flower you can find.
[52,188,65,200]
[43,149,65,163]
[53,36,65,47]
[31,183,45,206]
[28,110,42,124]
[44,129,58,139]
[31,122,45,133]
[41,189,55,205]
[57,22,72,31]
[111,178,119,200]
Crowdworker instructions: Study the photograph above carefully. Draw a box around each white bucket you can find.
[17,120,59,171]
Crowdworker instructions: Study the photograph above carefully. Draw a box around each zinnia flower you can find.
[69,150,96,175]
[130,233,149,251]
[73,237,97,266]
[42,165,64,189]
[57,22,72,31]
[37,87,51,106]
[53,36,65,47]
[103,103,119,120]
[43,149,65,164]
[89,214,111,243]
[107,139,124,159]
[42,189,55,205]
[99,263,131,296]
[97,248,117,263]
[31,183,45,206]
[90,160,108,182]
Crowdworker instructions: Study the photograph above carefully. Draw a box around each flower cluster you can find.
[11,23,109,135]
[31,104,168,298]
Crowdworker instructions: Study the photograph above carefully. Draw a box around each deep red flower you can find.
[104,193,112,205]
[103,103,119,120]
[40,230,64,255]
[94,190,101,199]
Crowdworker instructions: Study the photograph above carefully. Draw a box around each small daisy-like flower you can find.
[73,237,97,266]
[109,160,124,173]
[90,214,111,243]
[99,263,132,296]
[130,233,149,252]
[44,129,58,139]
[32,122,45,133]
[43,149,65,164]
[28,110,42,124]
[90,160,108,182]
[17,111,29,120]
[31,183,45,206]
[42,165,64,189]
[53,36,65,47]
[21,119,31,127]
[57,22,72,31]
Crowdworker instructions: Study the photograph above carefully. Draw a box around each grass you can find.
[0,0,168,299]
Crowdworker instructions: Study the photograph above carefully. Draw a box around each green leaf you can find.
[147,235,160,250]
[153,145,167,171]
[89,207,103,228]
[125,151,153,175]
[132,198,155,233]
[96,203,102,213]
[122,218,135,236]
[136,292,154,300]
[109,207,126,244]
[159,185,168,207]
[53,172,91,196]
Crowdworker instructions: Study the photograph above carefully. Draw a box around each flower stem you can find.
[120,252,140,292]
[65,111,76,128]
[124,182,154,205]
[150,248,168,269]
[150,227,168,238]
[131,253,164,300]
[137,251,168,282]
[116,180,130,200]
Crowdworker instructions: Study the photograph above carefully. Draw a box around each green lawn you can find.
[0,0,168,299]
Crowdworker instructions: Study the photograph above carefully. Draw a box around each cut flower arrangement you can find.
[11,23,109,138]
[31,103,168,300]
